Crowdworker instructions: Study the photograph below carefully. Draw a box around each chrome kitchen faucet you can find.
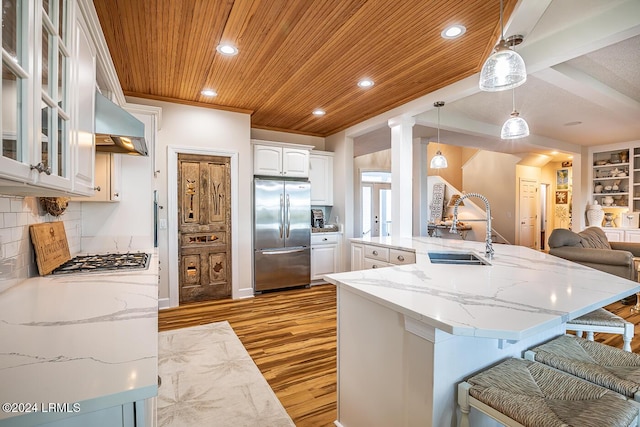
[450,193,494,258]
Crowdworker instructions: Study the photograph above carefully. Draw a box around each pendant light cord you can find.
[437,104,441,146]
[499,0,504,40]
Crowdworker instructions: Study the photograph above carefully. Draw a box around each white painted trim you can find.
[404,316,436,342]
[158,298,170,310]
[124,103,163,130]
[167,145,241,308]
[250,139,315,151]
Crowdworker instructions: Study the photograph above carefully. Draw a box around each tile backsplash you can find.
[0,196,81,292]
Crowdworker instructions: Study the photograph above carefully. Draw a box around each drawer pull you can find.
[372,250,378,256]
[372,264,378,268]
[397,255,405,262]
[323,238,328,241]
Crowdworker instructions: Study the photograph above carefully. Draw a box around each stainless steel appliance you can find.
[52,252,151,274]
[254,177,311,292]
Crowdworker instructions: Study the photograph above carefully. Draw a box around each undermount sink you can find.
[427,251,490,266]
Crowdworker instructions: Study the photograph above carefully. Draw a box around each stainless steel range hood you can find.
[95,91,148,156]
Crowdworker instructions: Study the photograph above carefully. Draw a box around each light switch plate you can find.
[159,219,167,230]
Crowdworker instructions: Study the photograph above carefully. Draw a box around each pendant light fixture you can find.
[501,87,529,139]
[479,0,527,92]
[430,101,448,169]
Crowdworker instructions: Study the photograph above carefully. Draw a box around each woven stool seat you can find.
[568,308,627,327]
[526,334,640,399]
[458,357,638,427]
[566,308,634,351]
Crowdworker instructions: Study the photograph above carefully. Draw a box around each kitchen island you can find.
[0,252,159,427]
[324,237,640,427]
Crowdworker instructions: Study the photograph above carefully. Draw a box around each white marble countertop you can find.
[325,237,640,341]
[0,252,159,425]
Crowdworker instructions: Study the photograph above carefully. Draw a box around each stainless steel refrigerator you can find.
[254,177,311,292]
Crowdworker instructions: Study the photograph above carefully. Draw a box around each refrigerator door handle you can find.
[260,248,306,255]
[279,193,284,239]
[286,194,291,238]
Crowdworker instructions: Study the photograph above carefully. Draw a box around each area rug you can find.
[158,321,295,426]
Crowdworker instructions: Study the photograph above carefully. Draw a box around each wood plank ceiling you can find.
[93,0,518,137]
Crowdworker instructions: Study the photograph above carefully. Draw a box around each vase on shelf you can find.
[586,203,604,227]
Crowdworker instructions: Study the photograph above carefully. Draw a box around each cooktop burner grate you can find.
[52,252,151,274]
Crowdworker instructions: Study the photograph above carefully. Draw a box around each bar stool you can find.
[566,307,634,352]
[524,334,640,402]
[458,357,638,427]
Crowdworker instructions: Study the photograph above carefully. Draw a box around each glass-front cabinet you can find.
[0,0,94,195]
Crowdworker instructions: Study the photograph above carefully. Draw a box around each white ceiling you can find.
[353,0,640,163]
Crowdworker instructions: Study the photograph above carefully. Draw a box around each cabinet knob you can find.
[397,255,404,262]
[372,250,378,255]
[372,264,378,268]
[113,193,119,198]
[94,186,101,192]
[323,237,328,241]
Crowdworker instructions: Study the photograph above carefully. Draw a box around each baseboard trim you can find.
[158,298,171,310]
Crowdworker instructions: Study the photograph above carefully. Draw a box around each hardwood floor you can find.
[158,284,640,426]
[158,284,337,427]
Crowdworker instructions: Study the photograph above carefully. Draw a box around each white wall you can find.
[251,128,325,150]
[0,196,82,293]
[126,97,252,306]
[80,150,154,252]
[462,151,519,244]
[325,131,354,271]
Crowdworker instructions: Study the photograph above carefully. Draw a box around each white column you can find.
[388,116,415,238]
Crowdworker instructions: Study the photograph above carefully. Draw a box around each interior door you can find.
[519,178,537,249]
[362,182,392,237]
[178,153,232,303]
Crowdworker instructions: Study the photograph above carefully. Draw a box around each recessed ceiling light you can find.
[216,43,238,56]
[312,109,326,116]
[201,89,217,97]
[357,79,374,88]
[441,25,466,39]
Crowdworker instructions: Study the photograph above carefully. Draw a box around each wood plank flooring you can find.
[158,284,640,427]
[158,284,337,427]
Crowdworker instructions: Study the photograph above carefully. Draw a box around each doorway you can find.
[540,183,550,250]
[177,153,232,303]
[518,178,538,249]
[361,171,392,237]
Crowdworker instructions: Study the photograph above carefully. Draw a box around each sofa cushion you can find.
[548,227,612,250]
[548,229,583,248]
[578,227,612,250]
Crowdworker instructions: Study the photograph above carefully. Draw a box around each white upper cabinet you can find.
[252,140,313,178]
[0,0,96,196]
[70,1,96,196]
[309,150,333,205]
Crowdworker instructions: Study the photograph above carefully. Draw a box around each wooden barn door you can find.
[178,153,231,303]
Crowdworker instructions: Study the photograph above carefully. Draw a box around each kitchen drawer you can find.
[364,245,389,262]
[311,233,340,245]
[389,249,416,265]
[363,258,392,269]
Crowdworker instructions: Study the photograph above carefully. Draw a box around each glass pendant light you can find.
[430,101,448,169]
[479,0,527,92]
[501,88,529,139]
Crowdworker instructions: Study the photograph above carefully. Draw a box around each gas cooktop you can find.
[52,252,151,274]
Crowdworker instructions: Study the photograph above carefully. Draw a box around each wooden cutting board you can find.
[29,222,71,275]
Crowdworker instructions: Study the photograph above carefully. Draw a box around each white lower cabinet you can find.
[351,243,364,272]
[351,241,416,271]
[602,228,640,243]
[311,233,341,281]
[36,399,149,427]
